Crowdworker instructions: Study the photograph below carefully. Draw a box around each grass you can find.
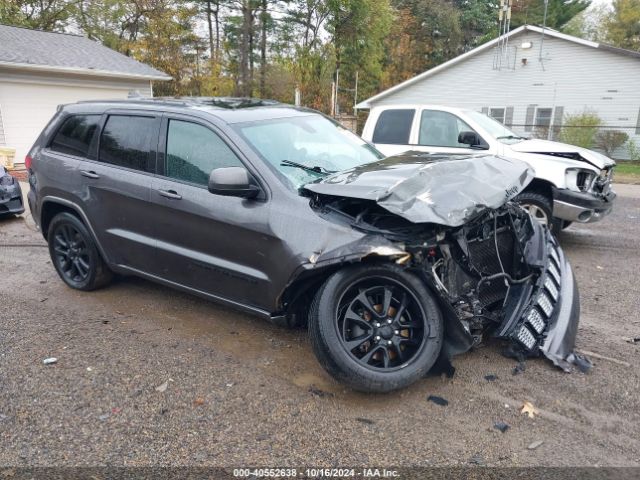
[614,161,640,184]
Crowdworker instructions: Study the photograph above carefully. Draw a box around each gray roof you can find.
[0,24,171,80]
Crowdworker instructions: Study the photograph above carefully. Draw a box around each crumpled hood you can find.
[508,139,615,169]
[304,152,534,226]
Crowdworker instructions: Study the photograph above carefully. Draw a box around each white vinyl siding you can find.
[0,70,152,165]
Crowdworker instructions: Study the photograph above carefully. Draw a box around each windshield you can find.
[465,110,525,144]
[232,114,383,190]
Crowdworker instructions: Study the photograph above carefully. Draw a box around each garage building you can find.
[0,24,170,167]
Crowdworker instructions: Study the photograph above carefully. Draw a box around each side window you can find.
[418,110,476,148]
[372,109,415,144]
[166,120,242,186]
[99,115,156,172]
[50,115,101,157]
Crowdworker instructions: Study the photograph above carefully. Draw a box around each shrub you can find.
[627,139,640,161]
[596,130,629,157]
[559,111,602,149]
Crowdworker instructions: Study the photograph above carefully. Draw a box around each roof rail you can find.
[76,96,282,109]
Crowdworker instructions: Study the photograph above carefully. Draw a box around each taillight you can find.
[25,155,33,170]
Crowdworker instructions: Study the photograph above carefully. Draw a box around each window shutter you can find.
[636,108,640,134]
[0,105,6,146]
[524,105,536,132]
[552,106,564,141]
[505,107,514,127]
[481,107,489,114]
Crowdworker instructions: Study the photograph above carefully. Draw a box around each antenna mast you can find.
[494,0,513,70]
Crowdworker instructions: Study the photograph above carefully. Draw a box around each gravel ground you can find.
[0,184,639,467]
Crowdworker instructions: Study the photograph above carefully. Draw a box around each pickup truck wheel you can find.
[308,263,443,393]
[515,192,562,233]
[48,212,113,291]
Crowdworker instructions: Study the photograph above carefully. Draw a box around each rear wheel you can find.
[48,212,113,291]
[515,191,562,233]
[308,263,443,393]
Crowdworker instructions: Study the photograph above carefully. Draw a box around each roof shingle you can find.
[0,24,170,80]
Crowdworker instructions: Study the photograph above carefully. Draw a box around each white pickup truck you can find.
[361,105,616,232]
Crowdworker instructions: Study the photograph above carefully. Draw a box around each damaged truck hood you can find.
[304,152,534,227]
[508,139,615,169]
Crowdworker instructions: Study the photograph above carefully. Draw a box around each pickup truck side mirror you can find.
[458,131,489,149]
[208,166,261,199]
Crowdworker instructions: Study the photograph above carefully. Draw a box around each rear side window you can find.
[50,115,101,157]
[99,115,156,172]
[372,109,415,144]
[165,120,242,186]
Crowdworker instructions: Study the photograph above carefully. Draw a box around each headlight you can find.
[0,175,14,186]
[565,168,596,192]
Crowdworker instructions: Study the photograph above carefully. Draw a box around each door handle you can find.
[80,170,100,179]
[158,189,182,200]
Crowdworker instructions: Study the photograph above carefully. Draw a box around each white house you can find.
[357,25,640,158]
[0,25,171,166]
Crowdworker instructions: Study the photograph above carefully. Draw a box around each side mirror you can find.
[458,131,488,149]
[208,166,261,199]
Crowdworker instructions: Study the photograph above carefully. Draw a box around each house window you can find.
[489,108,506,124]
[535,108,553,129]
[533,107,554,139]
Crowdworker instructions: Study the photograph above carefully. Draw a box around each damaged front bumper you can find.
[553,187,616,223]
[494,223,581,371]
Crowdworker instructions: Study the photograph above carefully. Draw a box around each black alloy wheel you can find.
[309,263,443,393]
[337,280,426,370]
[48,212,113,291]
[52,223,91,284]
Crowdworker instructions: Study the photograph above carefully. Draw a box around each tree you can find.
[0,0,75,31]
[511,0,591,30]
[455,0,498,50]
[562,3,612,41]
[606,0,640,51]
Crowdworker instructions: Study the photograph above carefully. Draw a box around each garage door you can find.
[0,81,138,166]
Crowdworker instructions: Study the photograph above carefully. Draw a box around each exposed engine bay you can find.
[309,193,583,371]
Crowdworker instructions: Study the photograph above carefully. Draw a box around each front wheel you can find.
[515,191,562,233]
[308,263,443,393]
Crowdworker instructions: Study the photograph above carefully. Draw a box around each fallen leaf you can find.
[520,401,539,418]
[193,397,205,406]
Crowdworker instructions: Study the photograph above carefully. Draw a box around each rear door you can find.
[77,110,160,272]
[368,108,417,156]
[148,114,273,309]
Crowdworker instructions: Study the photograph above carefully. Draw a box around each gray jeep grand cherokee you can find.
[27,97,584,392]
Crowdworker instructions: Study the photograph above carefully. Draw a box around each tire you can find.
[308,263,443,393]
[48,212,113,291]
[515,191,562,233]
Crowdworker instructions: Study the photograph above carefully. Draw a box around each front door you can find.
[410,109,484,155]
[149,115,274,310]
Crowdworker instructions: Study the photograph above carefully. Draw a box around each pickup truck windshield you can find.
[233,115,383,190]
[466,110,525,144]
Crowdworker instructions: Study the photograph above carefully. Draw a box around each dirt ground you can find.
[0,184,639,468]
